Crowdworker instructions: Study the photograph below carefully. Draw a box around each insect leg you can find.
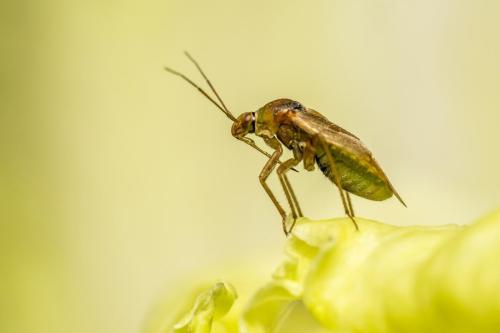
[277,158,302,221]
[346,192,355,217]
[318,136,359,231]
[277,165,304,234]
[235,136,298,172]
[302,142,316,171]
[283,173,303,217]
[277,142,305,226]
[259,137,289,235]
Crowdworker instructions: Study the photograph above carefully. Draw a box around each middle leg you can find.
[276,157,302,233]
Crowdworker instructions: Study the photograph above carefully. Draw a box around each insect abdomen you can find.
[315,150,393,201]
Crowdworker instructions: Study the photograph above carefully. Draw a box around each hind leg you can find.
[346,192,355,217]
[317,136,359,231]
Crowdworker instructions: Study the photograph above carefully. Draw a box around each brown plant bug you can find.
[164,52,406,236]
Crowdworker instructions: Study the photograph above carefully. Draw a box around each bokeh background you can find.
[1,1,499,332]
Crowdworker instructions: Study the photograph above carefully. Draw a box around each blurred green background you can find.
[1,1,499,332]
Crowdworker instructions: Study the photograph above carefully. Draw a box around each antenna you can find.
[164,53,298,172]
[183,51,236,121]
[163,66,234,121]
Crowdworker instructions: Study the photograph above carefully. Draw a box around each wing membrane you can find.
[289,109,406,206]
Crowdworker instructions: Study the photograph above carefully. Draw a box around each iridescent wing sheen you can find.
[289,109,406,206]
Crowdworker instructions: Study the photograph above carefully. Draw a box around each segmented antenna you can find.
[183,51,236,122]
[163,66,234,121]
[164,53,298,172]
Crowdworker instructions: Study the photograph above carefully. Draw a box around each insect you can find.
[165,52,406,235]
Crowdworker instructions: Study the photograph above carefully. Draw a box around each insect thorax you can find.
[275,123,309,150]
[254,107,279,138]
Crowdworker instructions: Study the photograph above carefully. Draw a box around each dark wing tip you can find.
[392,189,407,207]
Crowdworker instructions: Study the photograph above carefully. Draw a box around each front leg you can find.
[258,137,289,235]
